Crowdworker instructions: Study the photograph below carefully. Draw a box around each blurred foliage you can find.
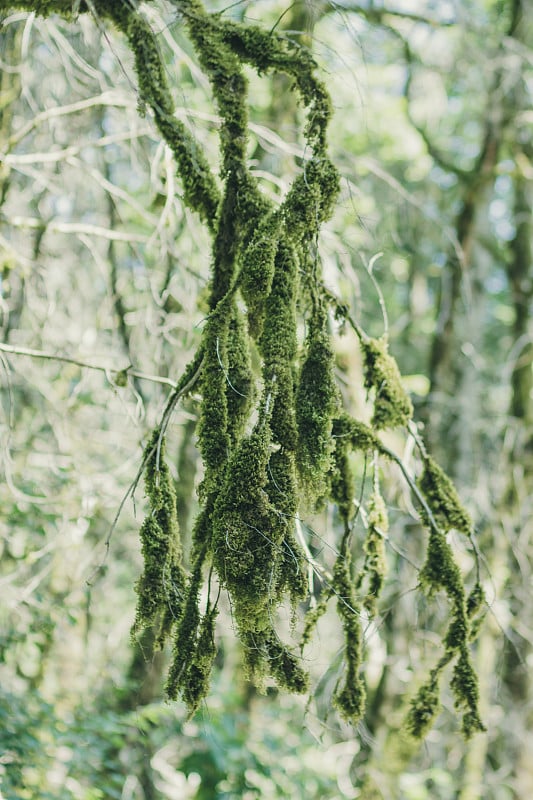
[0,0,532,798]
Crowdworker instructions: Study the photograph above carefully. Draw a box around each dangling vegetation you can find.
[1,0,487,740]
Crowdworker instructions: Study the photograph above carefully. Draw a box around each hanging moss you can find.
[225,305,255,447]
[361,489,388,617]
[240,212,281,338]
[9,0,486,740]
[196,320,231,492]
[296,303,339,506]
[211,425,277,633]
[466,582,487,641]
[330,417,357,525]
[405,671,441,739]
[329,414,384,523]
[118,8,220,228]
[181,605,218,717]
[362,337,413,429]
[415,525,484,737]
[266,448,308,605]
[132,430,187,643]
[165,541,207,702]
[265,630,309,694]
[332,549,366,725]
[418,455,472,534]
[260,239,299,450]
[300,591,331,650]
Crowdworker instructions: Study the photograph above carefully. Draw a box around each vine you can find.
[1,0,486,739]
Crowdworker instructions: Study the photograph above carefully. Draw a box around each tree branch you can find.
[0,340,179,388]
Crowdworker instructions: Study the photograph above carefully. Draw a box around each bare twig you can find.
[0,341,178,388]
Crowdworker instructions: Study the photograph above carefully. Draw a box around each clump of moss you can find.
[211,425,279,633]
[240,212,280,338]
[265,630,309,694]
[266,449,308,605]
[132,430,187,644]
[332,550,366,725]
[405,672,441,739]
[166,543,207,704]
[225,305,255,447]
[259,239,299,451]
[412,525,485,737]
[181,605,218,717]
[418,455,472,534]
[362,337,413,429]
[296,303,338,505]
[361,489,388,617]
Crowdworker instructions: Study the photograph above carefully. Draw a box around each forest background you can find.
[1,0,532,798]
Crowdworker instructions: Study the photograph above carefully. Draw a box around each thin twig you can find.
[0,341,178,388]
[87,350,204,584]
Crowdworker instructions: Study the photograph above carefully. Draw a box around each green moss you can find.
[132,431,187,642]
[166,544,207,701]
[332,551,366,725]
[419,529,462,597]
[418,455,472,534]
[329,414,385,524]
[197,339,231,488]
[240,212,280,338]
[296,304,338,505]
[466,582,487,641]
[451,649,485,736]
[284,160,339,236]
[0,0,78,15]
[405,673,441,739]
[266,631,309,694]
[260,239,299,449]
[211,426,275,630]
[334,414,383,453]
[182,606,218,717]
[267,449,307,604]
[415,525,484,736]
[361,490,388,616]
[362,337,413,429]
[330,419,356,525]
[119,9,220,228]
[225,305,255,447]
[300,591,331,650]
